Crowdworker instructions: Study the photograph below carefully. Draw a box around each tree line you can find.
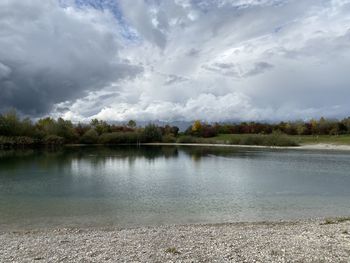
[0,111,179,147]
[1,110,350,148]
[185,118,350,138]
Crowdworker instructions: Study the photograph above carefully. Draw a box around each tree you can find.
[142,124,162,142]
[90,119,110,135]
[75,123,90,137]
[170,126,179,137]
[56,118,78,143]
[127,120,137,128]
[36,117,56,135]
[0,110,21,136]
[191,120,202,134]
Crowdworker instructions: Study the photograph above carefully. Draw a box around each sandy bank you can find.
[298,143,350,151]
[144,142,350,151]
[1,218,350,262]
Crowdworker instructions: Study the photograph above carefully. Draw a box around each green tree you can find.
[0,110,21,136]
[36,117,57,135]
[55,118,78,143]
[127,120,137,128]
[90,119,110,135]
[142,124,162,142]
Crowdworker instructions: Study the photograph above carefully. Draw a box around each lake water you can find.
[0,146,350,230]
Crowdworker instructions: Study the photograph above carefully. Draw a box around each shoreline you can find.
[142,142,350,151]
[2,142,350,152]
[2,217,350,262]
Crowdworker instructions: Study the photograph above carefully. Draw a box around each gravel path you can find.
[1,219,350,262]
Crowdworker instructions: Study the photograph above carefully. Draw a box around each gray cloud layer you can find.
[2,0,350,122]
[0,0,141,115]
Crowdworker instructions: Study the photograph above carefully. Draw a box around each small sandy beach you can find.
[299,143,350,151]
[1,218,350,262]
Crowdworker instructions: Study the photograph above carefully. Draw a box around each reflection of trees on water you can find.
[0,146,278,199]
[0,146,181,171]
[0,145,268,172]
[179,146,266,161]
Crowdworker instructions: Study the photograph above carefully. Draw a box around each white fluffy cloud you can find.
[2,0,350,121]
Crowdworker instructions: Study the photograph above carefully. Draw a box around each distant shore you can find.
[1,218,350,262]
[143,142,350,151]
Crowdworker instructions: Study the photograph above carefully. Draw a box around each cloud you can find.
[0,63,11,80]
[2,0,350,122]
[118,0,169,48]
[203,61,274,78]
[85,92,260,122]
[0,0,141,115]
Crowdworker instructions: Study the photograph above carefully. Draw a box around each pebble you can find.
[1,219,350,262]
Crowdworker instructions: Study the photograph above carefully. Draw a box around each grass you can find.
[165,247,181,255]
[177,133,298,147]
[196,134,350,146]
[290,135,350,145]
[320,217,350,225]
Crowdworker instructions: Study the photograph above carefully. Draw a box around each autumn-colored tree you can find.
[192,120,202,132]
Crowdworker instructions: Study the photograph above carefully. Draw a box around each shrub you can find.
[239,135,263,145]
[0,136,14,148]
[14,136,35,146]
[161,135,177,143]
[228,133,298,147]
[80,129,99,144]
[264,132,298,146]
[201,126,218,138]
[177,136,200,143]
[42,135,65,145]
[227,137,241,145]
[99,132,141,144]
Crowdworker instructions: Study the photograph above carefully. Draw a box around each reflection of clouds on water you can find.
[1,146,350,230]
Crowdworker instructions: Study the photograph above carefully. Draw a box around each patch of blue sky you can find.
[58,0,140,43]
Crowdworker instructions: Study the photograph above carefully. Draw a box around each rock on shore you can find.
[1,219,350,262]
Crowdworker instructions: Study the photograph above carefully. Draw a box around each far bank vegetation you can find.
[1,110,350,148]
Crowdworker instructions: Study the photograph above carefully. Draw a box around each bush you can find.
[264,133,298,146]
[201,126,218,138]
[228,133,298,147]
[161,135,177,143]
[99,132,141,144]
[177,136,200,143]
[80,129,99,144]
[239,135,265,145]
[13,136,35,146]
[0,136,36,148]
[0,136,14,148]
[42,135,65,145]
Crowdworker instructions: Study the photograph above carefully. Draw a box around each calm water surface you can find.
[0,146,350,229]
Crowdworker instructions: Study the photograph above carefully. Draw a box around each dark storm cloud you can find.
[0,0,142,115]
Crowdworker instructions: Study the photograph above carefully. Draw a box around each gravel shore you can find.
[1,218,350,262]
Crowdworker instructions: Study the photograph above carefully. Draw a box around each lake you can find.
[0,146,350,230]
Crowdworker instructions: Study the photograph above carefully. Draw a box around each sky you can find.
[1,0,350,122]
